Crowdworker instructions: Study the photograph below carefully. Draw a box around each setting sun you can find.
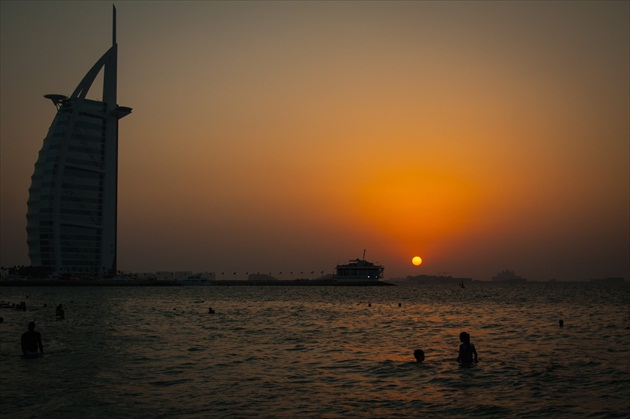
[412,256,423,266]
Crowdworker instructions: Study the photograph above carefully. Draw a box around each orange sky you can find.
[1,1,628,280]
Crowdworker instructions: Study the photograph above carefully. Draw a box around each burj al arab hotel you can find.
[26,7,131,278]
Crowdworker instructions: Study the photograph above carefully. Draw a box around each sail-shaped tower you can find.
[26,7,131,278]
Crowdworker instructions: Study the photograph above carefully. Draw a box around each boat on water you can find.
[333,251,384,282]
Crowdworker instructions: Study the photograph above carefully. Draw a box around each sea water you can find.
[1,282,628,418]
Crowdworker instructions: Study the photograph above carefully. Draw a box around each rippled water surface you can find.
[1,282,629,418]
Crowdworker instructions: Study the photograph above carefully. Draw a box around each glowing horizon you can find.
[1,2,628,280]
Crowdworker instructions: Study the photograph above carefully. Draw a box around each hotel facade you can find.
[26,7,131,278]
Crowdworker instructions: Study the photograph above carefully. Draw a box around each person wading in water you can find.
[21,321,44,357]
[457,331,477,364]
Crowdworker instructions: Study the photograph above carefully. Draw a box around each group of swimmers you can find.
[414,331,479,364]
[0,301,27,311]
[20,320,477,363]
[16,306,566,363]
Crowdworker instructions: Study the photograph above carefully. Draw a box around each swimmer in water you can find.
[414,349,425,363]
[21,321,44,357]
[56,304,65,320]
[457,332,477,364]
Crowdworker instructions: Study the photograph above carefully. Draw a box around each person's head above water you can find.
[28,321,35,331]
[414,349,425,363]
[459,332,470,344]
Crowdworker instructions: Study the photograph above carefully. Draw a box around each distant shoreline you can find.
[0,279,395,287]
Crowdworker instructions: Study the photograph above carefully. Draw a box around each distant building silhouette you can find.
[491,270,526,283]
[26,7,131,278]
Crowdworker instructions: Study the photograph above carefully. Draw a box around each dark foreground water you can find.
[1,282,629,418]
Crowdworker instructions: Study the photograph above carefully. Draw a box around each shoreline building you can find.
[26,7,131,278]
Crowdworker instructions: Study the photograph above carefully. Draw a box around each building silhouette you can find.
[26,7,131,278]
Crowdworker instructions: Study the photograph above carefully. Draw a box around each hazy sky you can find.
[1,1,628,280]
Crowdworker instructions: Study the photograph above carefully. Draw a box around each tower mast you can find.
[113,5,117,46]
